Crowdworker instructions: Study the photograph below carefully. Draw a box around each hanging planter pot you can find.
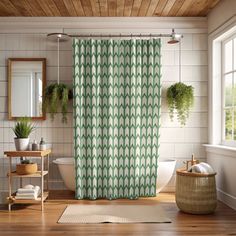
[166,38,194,126]
[167,82,194,126]
[43,83,73,123]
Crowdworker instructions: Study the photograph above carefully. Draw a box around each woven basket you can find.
[176,169,217,214]
[16,163,38,175]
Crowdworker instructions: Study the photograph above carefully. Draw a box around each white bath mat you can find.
[58,204,171,224]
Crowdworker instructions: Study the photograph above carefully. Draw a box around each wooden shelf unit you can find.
[4,150,51,211]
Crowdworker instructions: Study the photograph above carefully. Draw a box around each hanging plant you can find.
[166,82,194,126]
[43,83,73,123]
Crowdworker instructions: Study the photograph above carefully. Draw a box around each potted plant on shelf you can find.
[166,82,194,126]
[12,117,35,151]
[12,118,37,175]
[43,83,73,123]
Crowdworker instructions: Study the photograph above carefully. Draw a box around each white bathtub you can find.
[53,158,176,193]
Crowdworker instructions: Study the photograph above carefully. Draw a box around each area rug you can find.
[58,205,171,224]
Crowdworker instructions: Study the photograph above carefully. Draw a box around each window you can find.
[222,34,236,144]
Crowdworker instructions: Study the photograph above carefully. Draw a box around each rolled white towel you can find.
[199,162,215,174]
[188,162,215,174]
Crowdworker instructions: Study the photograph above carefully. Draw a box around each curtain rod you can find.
[68,33,172,38]
[47,29,183,42]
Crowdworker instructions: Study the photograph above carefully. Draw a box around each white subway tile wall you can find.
[0,32,207,200]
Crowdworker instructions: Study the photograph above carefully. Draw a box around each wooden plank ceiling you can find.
[0,0,221,17]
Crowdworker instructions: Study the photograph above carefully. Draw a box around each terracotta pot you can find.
[16,163,38,175]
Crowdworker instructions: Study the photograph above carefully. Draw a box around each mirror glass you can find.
[8,59,46,120]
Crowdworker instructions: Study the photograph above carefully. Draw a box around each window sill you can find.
[203,144,236,158]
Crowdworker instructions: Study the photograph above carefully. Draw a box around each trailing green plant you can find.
[21,159,33,164]
[12,117,35,138]
[166,82,194,126]
[43,83,72,123]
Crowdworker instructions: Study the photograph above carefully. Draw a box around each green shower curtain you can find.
[73,38,161,199]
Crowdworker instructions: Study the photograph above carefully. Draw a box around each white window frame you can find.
[222,33,236,146]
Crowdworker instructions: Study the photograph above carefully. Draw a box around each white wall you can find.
[207,0,236,210]
[208,0,236,34]
[0,17,208,201]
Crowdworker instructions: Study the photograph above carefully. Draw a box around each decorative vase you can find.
[16,163,38,175]
[14,138,29,151]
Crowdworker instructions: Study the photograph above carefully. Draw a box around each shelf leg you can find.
[47,154,49,191]
[41,156,44,211]
[8,157,12,212]
[8,203,11,212]
[20,178,23,188]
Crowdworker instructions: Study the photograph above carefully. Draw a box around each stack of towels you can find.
[15,184,41,200]
[188,162,215,174]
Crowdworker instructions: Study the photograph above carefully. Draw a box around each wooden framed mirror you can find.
[8,58,46,120]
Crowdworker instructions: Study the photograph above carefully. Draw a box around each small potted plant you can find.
[167,82,194,126]
[12,117,35,151]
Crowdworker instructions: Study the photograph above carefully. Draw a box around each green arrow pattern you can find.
[73,38,161,199]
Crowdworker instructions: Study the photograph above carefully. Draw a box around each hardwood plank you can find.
[44,0,62,16]
[0,7,8,16]
[108,0,117,16]
[63,0,77,16]
[131,0,142,16]
[52,0,70,16]
[35,0,54,16]
[99,0,108,16]
[25,0,46,16]
[117,0,125,16]
[71,0,85,16]
[185,0,207,16]
[0,0,21,16]
[90,0,101,16]
[167,0,185,16]
[80,0,93,16]
[9,0,32,16]
[124,0,133,16]
[138,0,151,16]
[0,0,222,16]
[161,0,176,16]
[0,191,236,236]
[153,0,168,16]
[146,0,160,16]
[176,0,195,16]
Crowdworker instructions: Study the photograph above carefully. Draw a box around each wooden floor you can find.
[0,191,236,236]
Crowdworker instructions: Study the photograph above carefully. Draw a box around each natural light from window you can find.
[223,34,236,143]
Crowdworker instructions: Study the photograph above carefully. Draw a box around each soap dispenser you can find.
[40,138,46,151]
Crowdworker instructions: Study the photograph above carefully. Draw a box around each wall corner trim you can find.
[217,188,236,211]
